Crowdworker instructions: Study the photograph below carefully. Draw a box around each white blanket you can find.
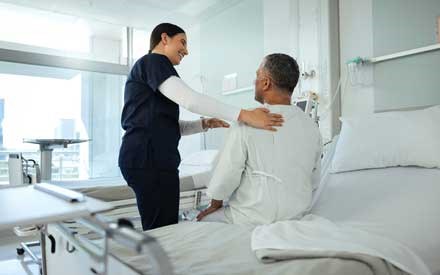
[251,215,431,275]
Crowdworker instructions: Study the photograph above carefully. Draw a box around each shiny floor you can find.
[0,231,40,275]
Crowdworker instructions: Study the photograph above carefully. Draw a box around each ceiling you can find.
[0,0,242,30]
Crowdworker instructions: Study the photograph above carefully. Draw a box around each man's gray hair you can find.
[262,53,300,95]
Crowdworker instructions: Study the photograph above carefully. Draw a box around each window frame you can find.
[0,26,135,184]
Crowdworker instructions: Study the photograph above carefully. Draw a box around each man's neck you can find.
[264,92,291,105]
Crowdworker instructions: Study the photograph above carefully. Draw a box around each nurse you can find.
[119,23,283,230]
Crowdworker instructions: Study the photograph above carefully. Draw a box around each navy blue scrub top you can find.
[119,53,181,172]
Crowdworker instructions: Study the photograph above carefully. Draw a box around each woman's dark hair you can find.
[149,23,185,53]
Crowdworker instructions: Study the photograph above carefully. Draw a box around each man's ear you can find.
[263,77,271,91]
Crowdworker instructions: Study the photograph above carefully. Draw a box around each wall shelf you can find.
[369,43,440,63]
[221,85,254,96]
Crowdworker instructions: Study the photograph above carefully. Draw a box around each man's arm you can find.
[196,125,247,221]
[309,135,323,210]
[206,125,247,199]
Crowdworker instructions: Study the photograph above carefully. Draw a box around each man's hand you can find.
[196,199,223,221]
[202,118,230,130]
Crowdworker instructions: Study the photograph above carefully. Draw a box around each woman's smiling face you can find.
[163,32,188,65]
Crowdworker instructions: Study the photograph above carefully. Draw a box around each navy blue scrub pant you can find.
[120,168,180,231]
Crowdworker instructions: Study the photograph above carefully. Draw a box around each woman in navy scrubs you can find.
[119,23,283,230]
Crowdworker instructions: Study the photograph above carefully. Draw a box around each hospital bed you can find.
[93,134,437,275]
[16,106,440,275]
[8,139,430,275]
[41,135,438,274]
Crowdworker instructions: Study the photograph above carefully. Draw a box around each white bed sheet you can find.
[52,162,213,193]
[111,222,406,275]
[312,140,440,275]
[179,163,213,190]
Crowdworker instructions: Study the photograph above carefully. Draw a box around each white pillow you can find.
[181,150,219,166]
[331,105,440,173]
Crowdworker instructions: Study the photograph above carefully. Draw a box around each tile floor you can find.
[0,231,40,275]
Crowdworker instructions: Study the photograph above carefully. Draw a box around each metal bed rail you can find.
[52,214,174,275]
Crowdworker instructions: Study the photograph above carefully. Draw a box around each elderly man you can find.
[196,53,322,226]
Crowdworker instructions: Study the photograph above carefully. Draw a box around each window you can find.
[0,3,131,183]
[0,61,125,182]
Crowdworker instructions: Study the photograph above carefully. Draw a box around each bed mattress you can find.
[109,222,406,275]
[311,166,440,275]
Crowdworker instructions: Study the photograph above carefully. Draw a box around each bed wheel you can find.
[16,247,25,255]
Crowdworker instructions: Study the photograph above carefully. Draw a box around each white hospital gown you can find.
[206,104,322,226]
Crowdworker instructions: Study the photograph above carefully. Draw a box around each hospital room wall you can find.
[339,0,440,117]
[199,0,306,149]
[339,0,375,117]
[199,0,265,149]
[372,0,440,111]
